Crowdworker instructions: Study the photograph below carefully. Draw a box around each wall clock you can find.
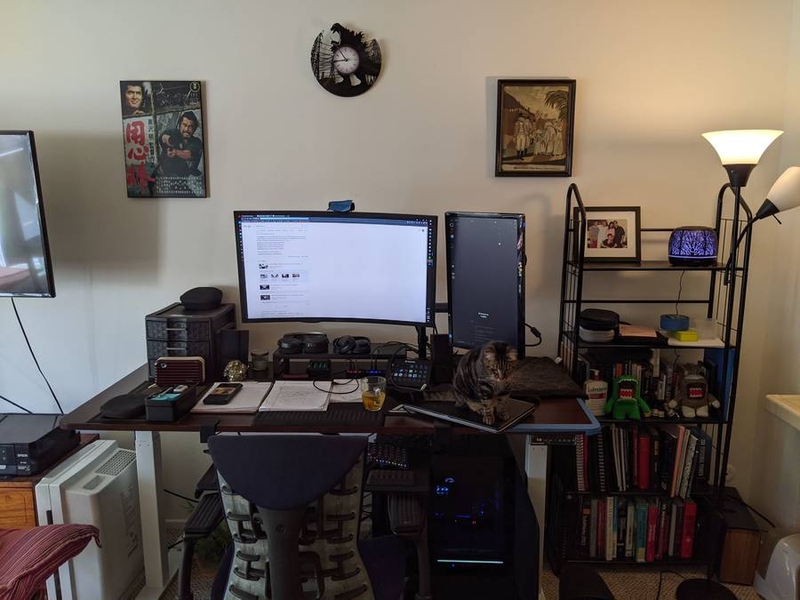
[311,23,382,97]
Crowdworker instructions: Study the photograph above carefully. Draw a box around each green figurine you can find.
[604,375,651,420]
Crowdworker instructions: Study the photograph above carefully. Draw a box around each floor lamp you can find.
[676,129,800,600]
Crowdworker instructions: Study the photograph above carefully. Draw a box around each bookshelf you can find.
[548,183,751,571]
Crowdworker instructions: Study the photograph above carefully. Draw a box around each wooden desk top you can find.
[60,365,597,436]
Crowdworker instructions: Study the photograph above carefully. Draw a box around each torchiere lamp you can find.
[675,130,800,600]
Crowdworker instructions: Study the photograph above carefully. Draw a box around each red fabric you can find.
[0,524,100,600]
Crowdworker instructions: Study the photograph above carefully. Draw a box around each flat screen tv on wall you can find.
[0,131,56,298]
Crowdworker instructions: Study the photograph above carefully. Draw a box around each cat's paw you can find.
[481,410,495,425]
[495,408,509,422]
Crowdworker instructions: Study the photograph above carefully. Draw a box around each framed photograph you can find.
[120,80,207,198]
[495,78,576,177]
[574,206,641,263]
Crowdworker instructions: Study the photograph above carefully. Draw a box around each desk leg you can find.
[524,438,549,600]
[135,430,169,592]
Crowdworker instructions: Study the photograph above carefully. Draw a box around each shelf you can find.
[561,331,733,351]
[566,259,740,272]
[558,556,704,567]
[595,415,725,426]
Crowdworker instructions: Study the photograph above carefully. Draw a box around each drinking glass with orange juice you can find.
[360,376,386,411]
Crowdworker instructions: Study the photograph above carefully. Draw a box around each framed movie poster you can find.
[574,206,642,263]
[120,80,207,198]
[495,79,576,177]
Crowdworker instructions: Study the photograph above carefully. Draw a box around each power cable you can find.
[11,298,63,414]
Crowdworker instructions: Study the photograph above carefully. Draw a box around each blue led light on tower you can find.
[668,226,718,266]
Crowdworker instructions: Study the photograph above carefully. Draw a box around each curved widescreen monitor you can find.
[0,131,56,298]
[446,212,526,357]
[234,211,437,326]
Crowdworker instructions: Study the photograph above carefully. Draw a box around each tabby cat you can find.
[453,340,518,425]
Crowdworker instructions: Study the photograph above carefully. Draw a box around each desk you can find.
[61,364,600,600]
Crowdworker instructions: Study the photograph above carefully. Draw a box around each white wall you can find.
[750,0,800,528]
[1,0,795,518]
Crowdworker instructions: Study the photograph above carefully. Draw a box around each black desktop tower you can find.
[428,436,539,599]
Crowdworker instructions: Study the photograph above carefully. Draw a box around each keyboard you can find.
[255,404,385,426]
[367,442,409,470]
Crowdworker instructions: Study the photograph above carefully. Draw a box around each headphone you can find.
[278,332,330,355]
[333,335,372,355]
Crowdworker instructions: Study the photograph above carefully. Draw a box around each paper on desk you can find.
[192,382,272,413]
[328,379,362,403]
[259,380,330,411]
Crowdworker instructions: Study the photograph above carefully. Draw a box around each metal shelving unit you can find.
[547,183,753,572]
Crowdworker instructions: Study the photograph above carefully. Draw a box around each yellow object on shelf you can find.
[672,329,699,342]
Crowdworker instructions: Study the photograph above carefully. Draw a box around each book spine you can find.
[605,496,616,560]
[597,429,608,493]
[656,499,670,560]
[616,497,627,559]
[625,501,635,559]
[578,497,591,558]
[646,499,658,562]
[679,432,699,499]
[680,500,698,559]
[576,434,587,492]
[637,428,651,490]
[635,498,647,563]
[598,497,606,560]
[589,497,598,559]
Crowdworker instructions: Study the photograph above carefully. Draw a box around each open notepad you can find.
[192,380,364,413]
[258,380,364,412]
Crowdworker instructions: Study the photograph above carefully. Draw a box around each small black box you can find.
[145,385,198,422]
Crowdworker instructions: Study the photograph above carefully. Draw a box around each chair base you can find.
[676,578,737,600]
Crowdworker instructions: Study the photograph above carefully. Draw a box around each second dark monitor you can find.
[445,212,526,357]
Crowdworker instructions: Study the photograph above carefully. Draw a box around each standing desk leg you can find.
[135,430,170,594]
[524,438,549,600]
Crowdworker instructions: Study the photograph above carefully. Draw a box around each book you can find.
[625,500,635,558]
[634,497,648,563]
[646,498,659,562]
[691,427,712,484]
[656,498,670,560]
[589,497,599,559]
[637,427,651,490]
[606,495,617,561]
[400,395,536,433]
[679,430,699,499]
[681,499,698,559]
[670,498,685,557]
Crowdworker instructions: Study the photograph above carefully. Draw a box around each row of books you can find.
[574,424,711,496]
[575,495,699,562]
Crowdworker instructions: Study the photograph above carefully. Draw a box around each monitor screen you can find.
[234,211,437,326]
[0,131,55,298]
[446,212,525,356]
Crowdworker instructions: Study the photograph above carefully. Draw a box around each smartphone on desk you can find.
[203,383,243,405]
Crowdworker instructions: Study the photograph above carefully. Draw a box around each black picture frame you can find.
[574,206,642,263]
[495,78,576,177]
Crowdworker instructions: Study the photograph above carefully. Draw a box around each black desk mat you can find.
[507,356,585,398]
[255,403,386,427]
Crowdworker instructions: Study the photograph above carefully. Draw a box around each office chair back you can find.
[208,434,380,600]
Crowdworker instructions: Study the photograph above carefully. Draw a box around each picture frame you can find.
[574,206,642,263]
[495,78,576,177]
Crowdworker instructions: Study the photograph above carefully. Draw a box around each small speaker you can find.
[219,329,250,368]
[154,356,206,385]
[430,333,454,384]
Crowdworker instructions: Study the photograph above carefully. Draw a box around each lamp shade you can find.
[755,166,800,221]
[701,130,783,165]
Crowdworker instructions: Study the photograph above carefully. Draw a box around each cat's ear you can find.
[483,343,497,360]
[507,348,519,361]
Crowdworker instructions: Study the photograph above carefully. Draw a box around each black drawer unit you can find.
[145,302,236,381]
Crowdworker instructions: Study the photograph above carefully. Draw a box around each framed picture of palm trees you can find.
[495,79,576,176]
